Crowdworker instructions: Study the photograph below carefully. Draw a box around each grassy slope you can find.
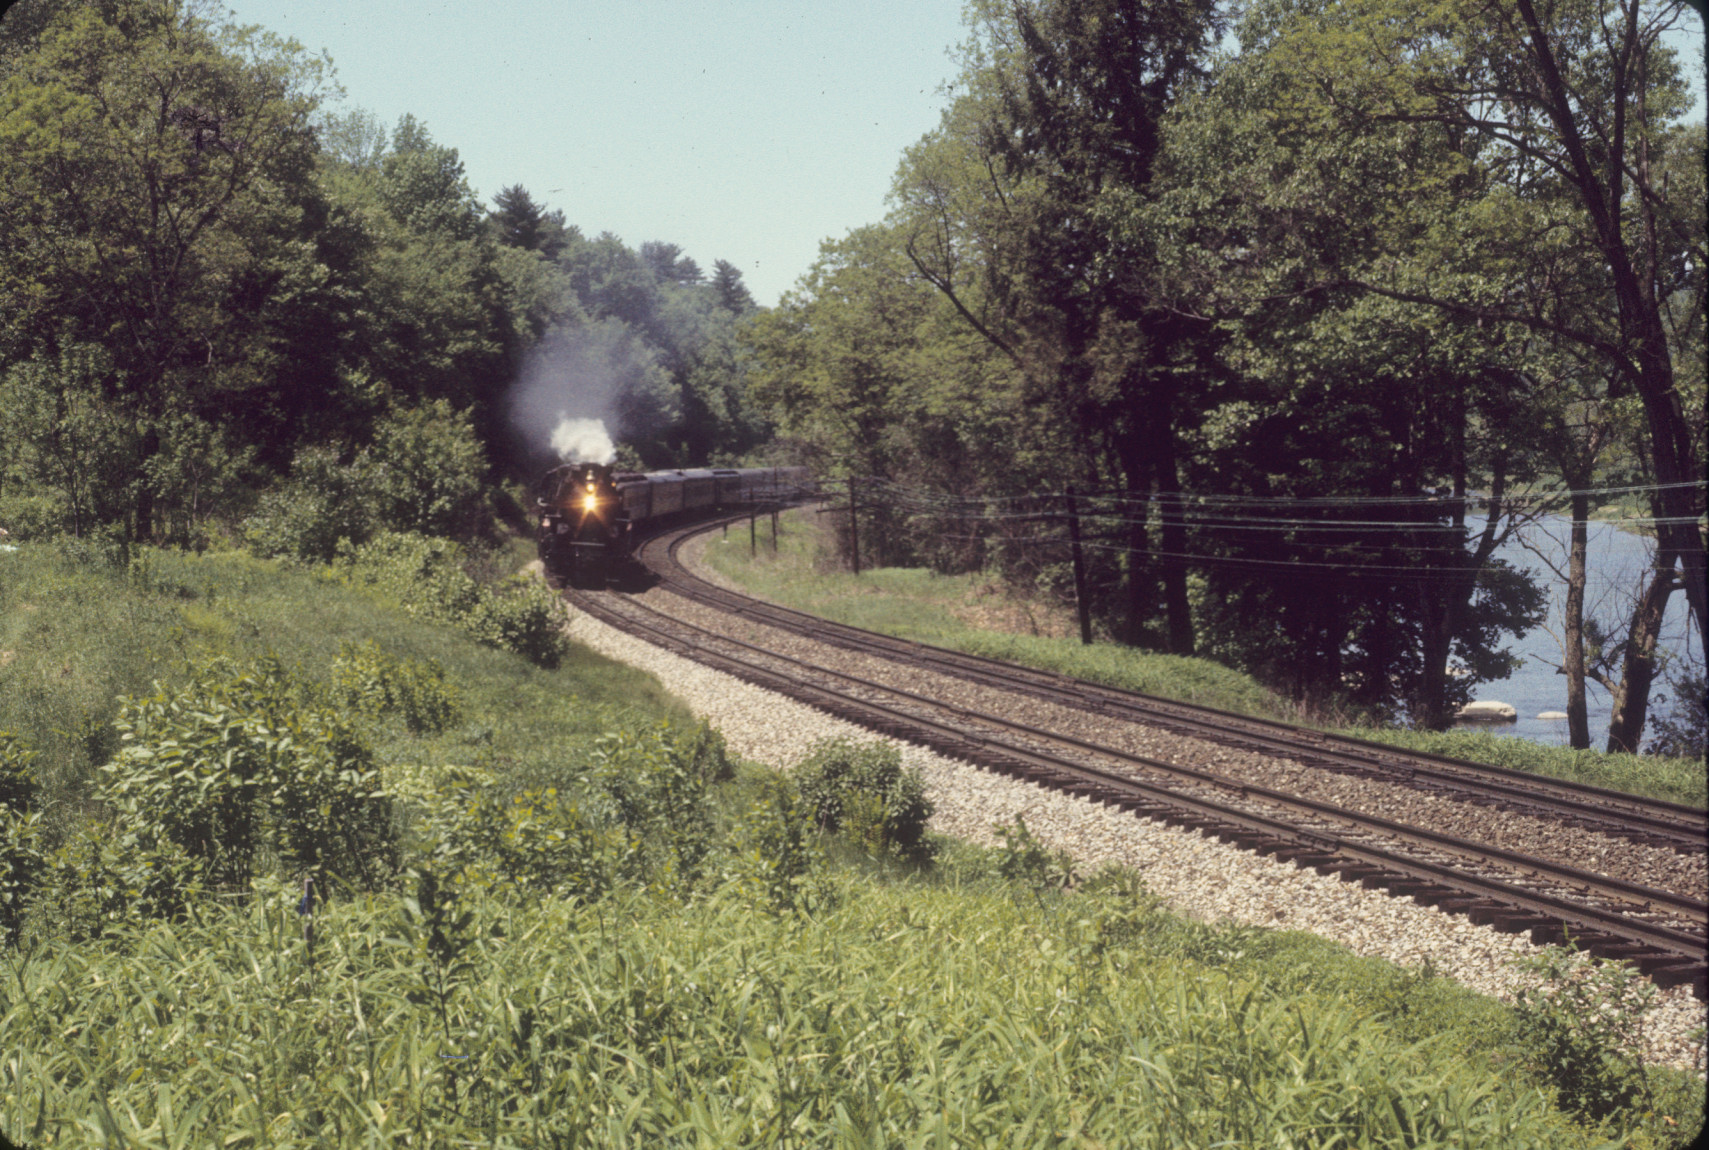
[701,510,1706,808]
[0,542,686,827]
[0,538,1699,1146]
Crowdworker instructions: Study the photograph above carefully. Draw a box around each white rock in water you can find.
[1537,711,1569,720]
[1455,700,1518,721]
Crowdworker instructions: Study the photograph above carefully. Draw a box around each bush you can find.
[332,640,461,735]
[0,730,39,814]
[993,814,1077,892]
[29,819,205,944]
[368,399,488,538]
[584,724,717,888]
[726,778,833,916]
[345,533,570,668]
[417,779,616,900]
[1647,669,1706,759]
[1513,943,1659,1123]
[794,737,934,861]
[101,657,397,894]
[243,444,375,563]
[464,574,573,669]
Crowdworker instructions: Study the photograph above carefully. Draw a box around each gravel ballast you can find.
[562,589,1708,1075]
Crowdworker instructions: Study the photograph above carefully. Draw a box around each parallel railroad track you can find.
[649,526,1708,856]
[559,516,1709,997]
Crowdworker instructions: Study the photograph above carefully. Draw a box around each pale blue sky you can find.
[218,2,1702,309]
[221,1,970,306]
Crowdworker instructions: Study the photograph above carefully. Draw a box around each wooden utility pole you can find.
[1066,485,1092,645]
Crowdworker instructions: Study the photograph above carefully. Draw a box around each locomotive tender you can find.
[536,463,808,583]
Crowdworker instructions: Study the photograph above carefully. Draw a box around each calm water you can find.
[1455,516,1698,748]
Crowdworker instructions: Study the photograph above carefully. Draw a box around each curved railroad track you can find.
[560,515,1709,998]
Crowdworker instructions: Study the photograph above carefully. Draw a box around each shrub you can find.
[0,808,43,945]
[368,400,488,539]
[1647,669,1706,759]
[102,657,397,894]
[1513,942,1657,1122]
[29,819,205,944]
[584,724,716,888]
[726,778,833,916]
[332,640,461,735]
[417,780,615,901]
[993,814,1077,892]
[243,444,375,563]
[0,730,39,813]
[345,533,569,668]
[794,737,935,861]
[464,574,573,669]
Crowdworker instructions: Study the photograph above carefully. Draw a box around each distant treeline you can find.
[0,0,771,551]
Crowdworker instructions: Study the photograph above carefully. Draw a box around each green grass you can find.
[2,533,1701,1148]
[1331,726,1709,808]
[0,540,687,829]
[702,512,1287,719]
[11,862,1693,1148]
[704,511,1706,809]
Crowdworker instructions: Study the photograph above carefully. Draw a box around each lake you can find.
[1456,515,1698,749]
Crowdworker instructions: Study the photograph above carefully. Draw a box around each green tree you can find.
[0,0,335,540]
[892,0,1225,651]
[1257,0,1707,661]
[491,183,573,261]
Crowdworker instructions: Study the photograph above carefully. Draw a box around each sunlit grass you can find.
[5,869,1671,1148]
[0,541,687,825]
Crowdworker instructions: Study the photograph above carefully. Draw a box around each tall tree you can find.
[893,0,1225,651]
[1262,0,1707,659]
[490,183,572,261]
[0,0,332,539]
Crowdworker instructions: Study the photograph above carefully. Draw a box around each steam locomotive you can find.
[535,463,809,584]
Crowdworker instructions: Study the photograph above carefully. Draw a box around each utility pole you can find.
[1066,485,1091,645]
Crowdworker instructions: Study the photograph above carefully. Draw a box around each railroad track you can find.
[560,516,1709,997]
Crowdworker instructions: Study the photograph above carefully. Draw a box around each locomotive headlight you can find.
[581,493,599,512]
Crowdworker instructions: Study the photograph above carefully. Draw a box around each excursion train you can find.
[535,463,810,583]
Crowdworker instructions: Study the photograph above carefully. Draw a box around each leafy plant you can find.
[794,736,934,861]
[29,819,205,944]
[344,532,570,668]
[331,639,461,734]
[1513,942,1658,1122]
[993,814,1076,893]
[728,778,832,916]
[101,656,397,894]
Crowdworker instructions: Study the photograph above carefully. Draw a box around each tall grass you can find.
[0,872,1622,1148]
[0,542,686,825]
[1,535,1700,1147]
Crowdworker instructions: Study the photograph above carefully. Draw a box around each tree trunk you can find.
[1150,421,1194,656]
[1114,434,1155,646]
[1562,492,1591,749]
[1605,545,1678,754]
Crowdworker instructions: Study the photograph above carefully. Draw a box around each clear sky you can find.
[219,1,971,308]
[218,2,1701,310]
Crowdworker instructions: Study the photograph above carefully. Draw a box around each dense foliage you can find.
[0,540,1699,1147]
[746,0,1704,745]
[0,0,770,560]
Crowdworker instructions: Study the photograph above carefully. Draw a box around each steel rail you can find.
[566,580,1707,992]
[587,578,1707,929]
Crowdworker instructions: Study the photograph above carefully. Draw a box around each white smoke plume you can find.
[551,416,616,465]
[502,316,663,464]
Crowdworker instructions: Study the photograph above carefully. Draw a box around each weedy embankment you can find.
[0,538,1699,1146]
